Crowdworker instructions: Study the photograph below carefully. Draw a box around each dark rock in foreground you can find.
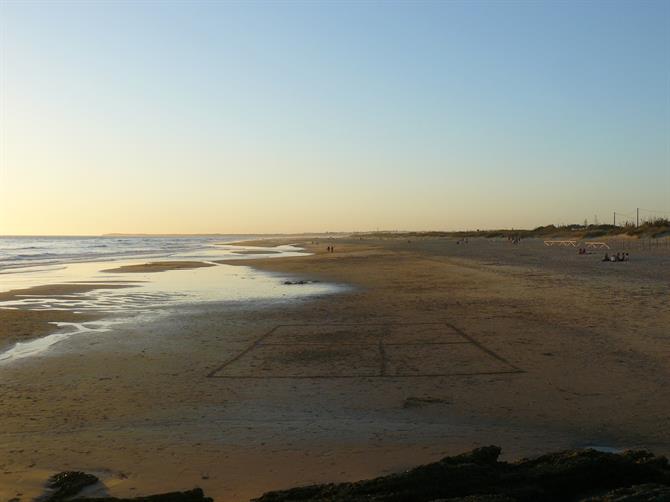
[252,446,670,502]
[43,471,99,501]
[41,471,211,502]
[76,488,213,502]
[38,447,670,502]
[583,483,670,501]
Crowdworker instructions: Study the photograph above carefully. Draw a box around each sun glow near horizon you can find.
[1,1,668,235]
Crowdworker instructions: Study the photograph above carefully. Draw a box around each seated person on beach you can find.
[602,253,610,262]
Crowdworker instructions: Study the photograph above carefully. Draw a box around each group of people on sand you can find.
[602,252,630,262]
[326,245,334,253]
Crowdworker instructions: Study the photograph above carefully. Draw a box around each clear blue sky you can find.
[1,0,668,234]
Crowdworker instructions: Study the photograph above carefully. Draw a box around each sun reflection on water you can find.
[0,245,345,363]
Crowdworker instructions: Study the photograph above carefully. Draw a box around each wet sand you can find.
[101,261,216,273]
[1,238,669,500]
[0,309,99,348]
[0,261,220,349]
[0,284,132,349]
[229,250,281,255]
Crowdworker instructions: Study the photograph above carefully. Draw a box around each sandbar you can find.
[101,261,216,273]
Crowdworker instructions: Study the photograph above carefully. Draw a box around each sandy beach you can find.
[5,1,668,498]
[1,237,669,500]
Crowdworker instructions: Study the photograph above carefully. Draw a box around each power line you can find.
[638,208,670,215]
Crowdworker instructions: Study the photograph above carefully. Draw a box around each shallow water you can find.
[0,244,345,363]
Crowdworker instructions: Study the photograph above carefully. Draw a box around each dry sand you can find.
[1,238,669,501]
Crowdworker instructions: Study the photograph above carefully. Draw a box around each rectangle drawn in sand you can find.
[208,323,522,379]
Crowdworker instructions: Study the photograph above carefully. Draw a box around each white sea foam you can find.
[0,235,264,271]
[0,321,116,363]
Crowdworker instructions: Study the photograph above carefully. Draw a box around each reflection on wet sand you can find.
[0,245,345,363]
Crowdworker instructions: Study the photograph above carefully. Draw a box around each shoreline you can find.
[0,249,340,361]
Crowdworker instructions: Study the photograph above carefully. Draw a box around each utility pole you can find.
[613,212,616,226]
[637,208,639,228]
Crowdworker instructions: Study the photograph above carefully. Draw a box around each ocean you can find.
[0,235,257,271]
